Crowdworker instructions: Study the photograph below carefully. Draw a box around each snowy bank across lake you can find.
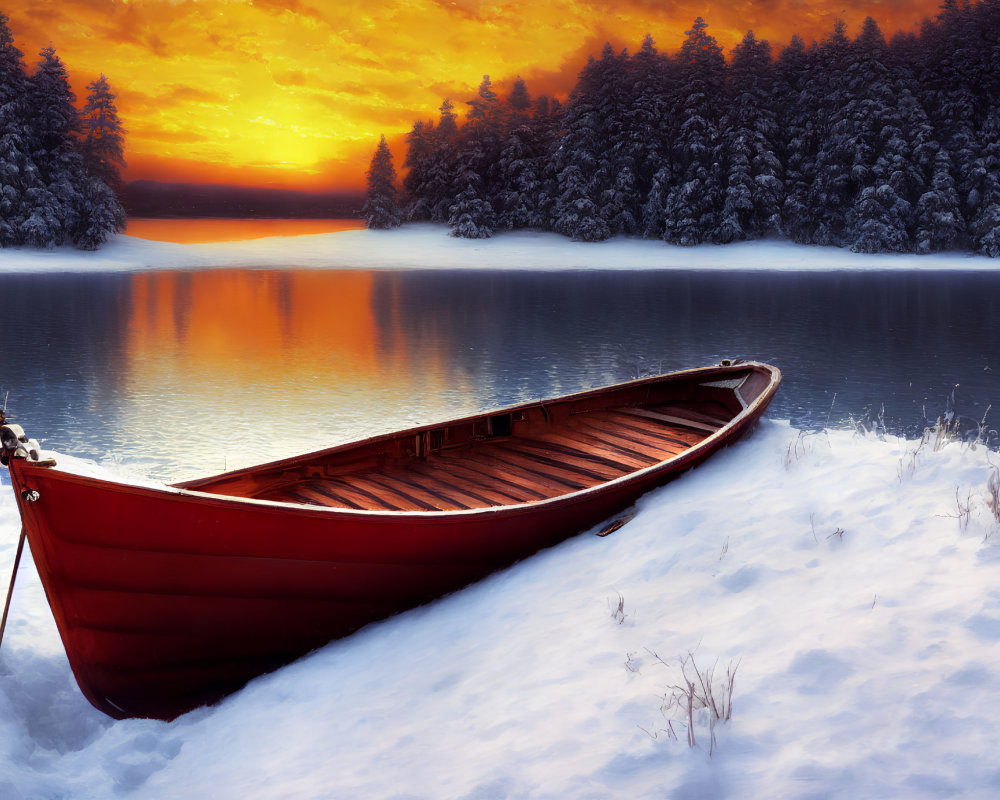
[2,421,1000,799]
[0,223,998,272]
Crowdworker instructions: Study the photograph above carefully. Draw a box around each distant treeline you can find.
[386,1,1000,256]
[0,12,126,250]
[124,181,365,219]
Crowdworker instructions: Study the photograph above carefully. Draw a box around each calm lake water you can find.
[0,268,997,481]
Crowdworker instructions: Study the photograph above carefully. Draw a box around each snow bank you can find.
[2,421,1000,798]
[0,223,997,272]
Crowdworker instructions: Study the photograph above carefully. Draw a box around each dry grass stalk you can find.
[609,592,627,625]
[647,648,740,756]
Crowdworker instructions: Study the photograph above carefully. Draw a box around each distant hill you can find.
[123,180,365,218]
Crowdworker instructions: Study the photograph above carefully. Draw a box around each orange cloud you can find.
[5,0,943,191]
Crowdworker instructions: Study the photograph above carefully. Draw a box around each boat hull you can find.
[4,362,780,719]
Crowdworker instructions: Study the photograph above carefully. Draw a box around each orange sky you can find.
[5,0,943,192]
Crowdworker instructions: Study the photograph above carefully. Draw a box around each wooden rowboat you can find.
[1,361,780,720]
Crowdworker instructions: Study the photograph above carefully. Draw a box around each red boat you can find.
[1,361,780,720]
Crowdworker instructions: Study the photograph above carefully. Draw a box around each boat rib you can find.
[256,406,718,512]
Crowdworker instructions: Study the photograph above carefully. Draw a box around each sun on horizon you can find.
[6,0,942,193]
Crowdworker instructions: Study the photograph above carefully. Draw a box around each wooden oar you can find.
[0,526,26,651]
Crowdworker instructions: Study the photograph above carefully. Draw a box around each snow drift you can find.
[2,420,999,799]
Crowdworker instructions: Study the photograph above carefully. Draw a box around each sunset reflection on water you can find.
[2,268,996,483]
[119,270,479,478]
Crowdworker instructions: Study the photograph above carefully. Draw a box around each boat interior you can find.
[179,368,768,512]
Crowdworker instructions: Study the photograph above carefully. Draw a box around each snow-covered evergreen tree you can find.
[552,45,624,240]
[73,175,126,250]
[363,134,401,229]
[920,1,984,244]
[77,72,126,245]
[424,99,461,222]
[496,121,548,229]
[402,119,435,220]
[914,149,964,252]
[626,34,674,232]
[718,30,783,243]
[530,96,562,230]
[662,18,726,245]
[80,73,126,194]
[799,20,857,245]
[970,104,1000,255]
[26,47,86,248]
[641,166,670,239]
[0,13,40,247]
[448,172,496,238]
[454,76,505,219]
[776,34,819,243]
[553,162,609,241]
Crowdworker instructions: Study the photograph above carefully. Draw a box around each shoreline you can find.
[0,222,996,273]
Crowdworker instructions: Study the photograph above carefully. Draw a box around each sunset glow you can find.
[6,0,943,191]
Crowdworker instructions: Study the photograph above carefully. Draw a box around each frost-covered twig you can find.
[646,648,740,756]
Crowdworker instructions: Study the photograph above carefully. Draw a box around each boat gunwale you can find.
[36,361,781,521]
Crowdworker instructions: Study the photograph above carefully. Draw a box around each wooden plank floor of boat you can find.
[258,404,730,511]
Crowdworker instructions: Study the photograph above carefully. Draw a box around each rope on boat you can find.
[0,413,51,653]
[0,526,27,652]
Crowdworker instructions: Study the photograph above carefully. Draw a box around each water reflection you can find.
[0,269,996,481]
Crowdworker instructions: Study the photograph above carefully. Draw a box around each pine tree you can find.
[626,34,674,228]
[914,148,964,252]
[507,76,531,117]
[641,166,670,239]
[0,12,38,247]
[496,121,548,229]
[402,119,434,220]
[530,96,562,230]
[799,19,857,246]
[663,18,726,245]
[776,34,819,242]
[363,134,401,229]
[456,76,505,216]
[25,46,84,247]
[80,73,126,194]
[448,171,496,238]
[425,99,460,222]
[437,97,458,140]
[843,19,914,251]
[552,45,624,240]
[718,30,782,243]
[970,104,1000,255]
[73,175,126,250]
[921,0,982,243]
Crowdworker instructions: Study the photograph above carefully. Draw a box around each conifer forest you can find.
[381,2,1000,257]
[0,13,125,250]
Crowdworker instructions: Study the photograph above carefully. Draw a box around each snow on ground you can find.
[0,222,997,272]
[2,420,1000,799]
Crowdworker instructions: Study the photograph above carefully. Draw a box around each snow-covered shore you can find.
[2,421,1000,799]
[0,222,998,272]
